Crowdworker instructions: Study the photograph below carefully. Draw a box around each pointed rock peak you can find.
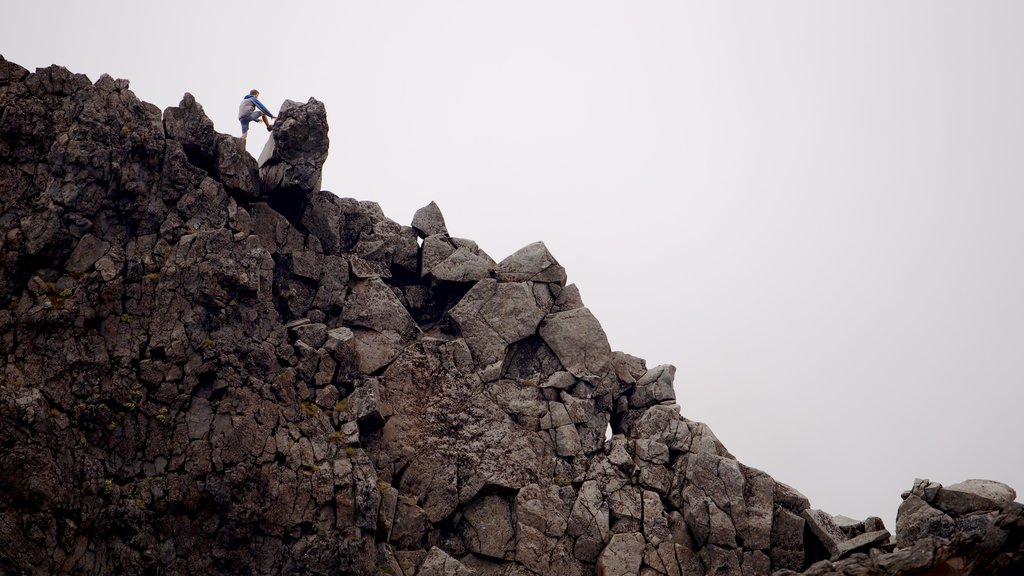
[411,201,447,238]
[0,55,30,84]
[163,92,218,168]
[495,241,567,285]
[258,97,329,221]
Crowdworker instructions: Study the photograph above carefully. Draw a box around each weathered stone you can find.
[895,493,956,548]
[549,423,579,457]
[495,241,567,285]
[417,546,474,576]
[411,201,448,238]
[932,479,1017,517]
[258,97,329,199]
[802,508,848,557]
[629,364,677,408]
[429,246,495,283]
[832,528,891,560]
[771,507,806,572]
[598,532,644,576]
[568,480,611,562]
[449,279,546,366]
[539,307,612,379]
[462,495,515,559]
[67,233,111,273]
[3,56,1022,576]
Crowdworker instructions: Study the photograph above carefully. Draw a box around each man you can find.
[239,89,275,141]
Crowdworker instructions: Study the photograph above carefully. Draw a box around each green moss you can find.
[119,313,131,323]
[58,288,73,298]
[102,479,113,495]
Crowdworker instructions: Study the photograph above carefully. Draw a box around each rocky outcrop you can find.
[0,55,1020,576]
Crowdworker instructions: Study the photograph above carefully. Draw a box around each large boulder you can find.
[258,97,329,202]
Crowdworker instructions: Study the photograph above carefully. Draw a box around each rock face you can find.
[0,55,1020,576]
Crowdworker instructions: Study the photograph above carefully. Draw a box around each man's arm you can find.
[252,97,274,117]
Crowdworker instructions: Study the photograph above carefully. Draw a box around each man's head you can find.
[250,89,260,97]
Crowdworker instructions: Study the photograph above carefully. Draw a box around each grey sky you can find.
[7,1,1023,529]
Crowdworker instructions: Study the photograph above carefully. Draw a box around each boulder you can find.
[933,479,1017,517]
[598,532,645,576]
[258,97,329,200]
[411,201,448,238]
[539,307,612,379]
[495,241,567,285]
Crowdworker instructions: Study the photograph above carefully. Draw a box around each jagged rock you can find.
[495,241,567,285]
[629,364,677,408]
[412,201,448,238]
[462,494,516,559]
[568,480,611,562]
[538,307,612,380]
[449,278,547,367]
[163,92,217,169]
[802,509,849,558]
[598,532,645,575]
[932,479,1017,517]
[895,493,956,548]
[258,97,329,200]
[831,528,891,561]
[1,56,1021,576]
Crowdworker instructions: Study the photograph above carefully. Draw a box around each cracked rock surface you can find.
[1,55,1021,576]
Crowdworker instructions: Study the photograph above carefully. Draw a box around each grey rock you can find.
[554,423,583,457]
[933,479,1017,517]
[598,532,645,576]
[568,480,611,562]
[802,508,848,557]
[429,246,495,283]
[462,495,516,559]
[495,241,567,285]
[66,233,111,273]
[411,201,448,238]
[163,92,218,168]
[832,528,891,560]
[258,98,329,198]
[449,279,546,366]
[5,56,1024,576]
[417,547,474,576]
[539,307,612,379]
[629,364,677,408]
[895,493,956,548]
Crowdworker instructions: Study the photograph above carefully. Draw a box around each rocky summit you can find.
[0,55,1021,576]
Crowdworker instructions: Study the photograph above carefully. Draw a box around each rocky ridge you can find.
[0,55,1021,575]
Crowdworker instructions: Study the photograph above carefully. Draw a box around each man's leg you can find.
[261,113,272,131]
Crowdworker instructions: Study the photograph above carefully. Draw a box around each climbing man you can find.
[239,89,275,141]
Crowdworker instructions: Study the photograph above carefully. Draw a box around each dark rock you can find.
[257,97,329,215]
[411,200,448,238]
[1,56,1020,576]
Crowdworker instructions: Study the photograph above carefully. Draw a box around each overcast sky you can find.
[7,1,1023,529]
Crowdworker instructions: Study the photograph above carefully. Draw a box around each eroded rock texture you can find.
[1,56,1021,575]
